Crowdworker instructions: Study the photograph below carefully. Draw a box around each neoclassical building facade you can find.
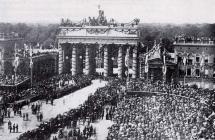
[174,37,215,79]
[56,10,140,78]
[56,10,215,81]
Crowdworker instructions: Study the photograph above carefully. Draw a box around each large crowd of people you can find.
[0,74,214,140]
[127,79,214,102]
[0,74,92,104]
[0,74,93,128]
[107,79,215,140]
[0,74,29,85]
[107,95,215,139]
[18,77,123,140]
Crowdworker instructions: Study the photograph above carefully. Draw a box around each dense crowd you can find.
[107,79,215,140]
[2,75,215,140]
[18,77,123,140]
[0,74,29,85]
[0,74,92,127]
[1,74,92,104]
[127,79,214,102]
[107,95,215,139]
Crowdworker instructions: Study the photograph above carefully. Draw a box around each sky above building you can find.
[0,0,215,24]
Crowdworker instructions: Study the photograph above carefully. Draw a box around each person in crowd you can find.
[13,123,15,133]
[16,124,18,133]
[8,120,11,130]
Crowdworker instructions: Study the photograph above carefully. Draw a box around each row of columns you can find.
[103,47,108,77]
[71,47,76,75]
[58,44,139,78]
[132,46,137,78]
[58,43,63,74]
[118,47,123,78]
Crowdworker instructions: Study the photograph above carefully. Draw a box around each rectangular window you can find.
[187,68,191,76]
[188,59,193,65]
[178,56,182,63]
[196,69,200,77]
[196,57,200,63]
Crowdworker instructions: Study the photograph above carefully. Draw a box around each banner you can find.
[145,54,149,73]
[162,65,167,75]
[14,56,19,69]
[200,57,204,67]
[183,56,186,65]
[140,42,145,48]
[125,47,130,68]
[162,50,167,75]
[148,44,161,60]
[30,59,33,68]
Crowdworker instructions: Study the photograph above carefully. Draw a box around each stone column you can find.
[89,45,96,75]
[104,46,108,77]
[118,46,123,78]
[85,46,90,75]
[108,45,113,76]
[76,46,83,75]
[132,46,137,78]
[58,43,63,74]
[71,46,77,75]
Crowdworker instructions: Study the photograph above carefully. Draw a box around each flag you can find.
[148,44,161,60]
[145,54,149,73]
[140,42,145,48]
[125,47,130,68]
[30,58,33,68]
[13,43,19,70]
[200,56,204,67]
[29,45,33,68]
[29,44,33,57]
[200,52,205,72]
[14,56,19,69]
[162,49,167,75]
[24,43,28,50]
[24,43,28,57]
[183,56,186,65]
[37,42,40,48]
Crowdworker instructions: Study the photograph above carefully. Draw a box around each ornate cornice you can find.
[57,36,138,45]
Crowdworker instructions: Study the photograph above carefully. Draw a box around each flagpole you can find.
[146,45,149,86]
[182,53,186,86]
[126,47,130,90]
[31,61,33,89]
[30,44,33,90]
[14,42,17,84]
[14,42,17,94]
[163,48,165,84]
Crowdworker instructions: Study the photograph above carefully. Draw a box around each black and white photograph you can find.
[0,0,215,139]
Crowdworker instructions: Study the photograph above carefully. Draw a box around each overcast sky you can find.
[0,0,215,24]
